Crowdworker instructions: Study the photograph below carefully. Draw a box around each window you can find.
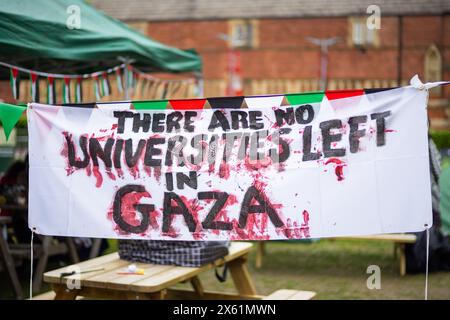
[424,44,442,95]
[229,20,258,49]
[349,17,379,48]
[127,22,148,35]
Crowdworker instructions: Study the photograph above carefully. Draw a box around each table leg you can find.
[33,236,51,293]
[52,284,79,300]
[399,243,406,276]
[255,242,265,269]
[89,239,102,259]
[228,254,257,296]
[190,276,204,297]
[0,225,23,299]
[65,238,80,263]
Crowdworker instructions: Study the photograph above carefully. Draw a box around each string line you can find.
[29,230,34,300]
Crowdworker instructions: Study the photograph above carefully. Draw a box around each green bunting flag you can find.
[0,102,26,140]
[285,91,325,105]
[132,100,168,110]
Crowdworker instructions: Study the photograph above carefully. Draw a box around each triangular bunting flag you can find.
[30,72,39,102]
[101,72,111,97]
[0,103,26,140]
[285,92,325,105]
[30,103,61,143]
[93,75,101,100]
[133,100,168,110]
[47,76,56,104]
[325,89,364,110]
[75,77,83,103]
[9,68,20,100]
[115,68,123,93]
[364,88,396,95]
[61,103,95,130]
[63,77,71,104]
[244,95,284,109]
[207,96,244,109]
[169,99,206,110]
[325,89,364,101]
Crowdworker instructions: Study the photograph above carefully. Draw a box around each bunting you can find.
[9,67,20,100]
[63,77,71,104]
[0,61,196,104]
[30,72,39,102]
[47,76,56,104]
[0,103,26,140]
[115,68,123,93]
[75,77,83,103]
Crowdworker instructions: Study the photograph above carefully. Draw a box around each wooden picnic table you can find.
[44,242,260,300]
[0,215,23,299]
[0,204,103,297]
[255,234,417,276]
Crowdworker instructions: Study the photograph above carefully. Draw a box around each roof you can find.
[91,0,450,22]
[0,0,202,73]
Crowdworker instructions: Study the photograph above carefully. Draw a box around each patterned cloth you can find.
[118,240,229,267]
[429,137,442,227]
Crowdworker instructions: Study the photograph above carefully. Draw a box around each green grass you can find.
[176,240,450,300]
[2,239,450,299]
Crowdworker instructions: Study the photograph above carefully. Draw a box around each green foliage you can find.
[431,131,450,150]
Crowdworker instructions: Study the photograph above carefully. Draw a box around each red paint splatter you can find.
[218,161,230,179]
[277,210,310,240]
[92,166,103,188]
[325,158,346,181]
[106,168,116,181]
[144,165,152,177]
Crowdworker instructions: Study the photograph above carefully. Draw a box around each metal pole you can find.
[306,37,340,91]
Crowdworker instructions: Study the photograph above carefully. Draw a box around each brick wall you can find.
[145,15,450,129]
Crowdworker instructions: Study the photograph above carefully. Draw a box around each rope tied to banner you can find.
[425,225,430,300]
[29,230,34,300]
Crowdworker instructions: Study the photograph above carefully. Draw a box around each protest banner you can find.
[28,85,434,240]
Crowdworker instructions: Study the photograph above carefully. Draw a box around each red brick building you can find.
[92,0,450,130]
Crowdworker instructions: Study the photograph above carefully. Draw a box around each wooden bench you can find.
[42,241,315,300]
[255,234,417,276]
[263,289,316,300]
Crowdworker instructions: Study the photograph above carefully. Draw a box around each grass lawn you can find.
[1,239,449,300]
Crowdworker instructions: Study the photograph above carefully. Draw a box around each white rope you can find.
[29,230,34,300]
[425,226,430,300]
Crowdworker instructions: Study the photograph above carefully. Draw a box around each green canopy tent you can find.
[0,0,202,74]
[0,0,202,171]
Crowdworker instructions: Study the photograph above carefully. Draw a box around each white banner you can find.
[28,86,432,240]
